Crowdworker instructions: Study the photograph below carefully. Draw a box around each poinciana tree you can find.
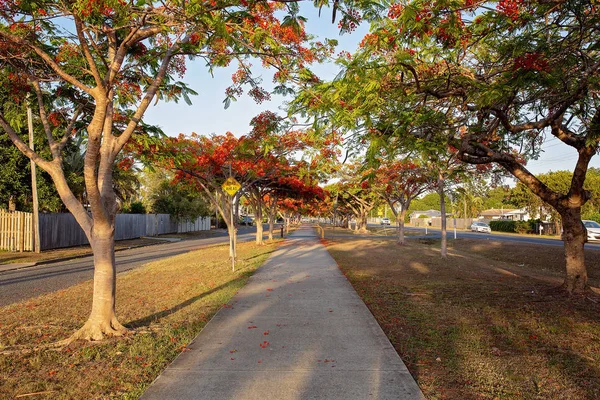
[0,0,342,339]
[331,163,380,233]
[298,0,600,292]
[371,158,431,244]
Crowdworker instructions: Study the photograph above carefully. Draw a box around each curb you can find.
[0,238,176,273]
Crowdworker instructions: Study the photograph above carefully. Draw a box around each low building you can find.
[409,210,441,219]
[478,208,529,221]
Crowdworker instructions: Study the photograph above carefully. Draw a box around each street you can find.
[368,223,600,249]
[0,227,263,306]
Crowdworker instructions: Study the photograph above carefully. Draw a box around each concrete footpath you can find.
[142,225,424,399]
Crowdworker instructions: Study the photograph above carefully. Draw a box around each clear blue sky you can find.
[142,4,598,177]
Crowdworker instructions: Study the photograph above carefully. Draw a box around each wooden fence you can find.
[1,212,210,252]
[0,210,33,252]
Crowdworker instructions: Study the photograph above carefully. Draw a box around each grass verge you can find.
[0,240,278,399]
[322,237,600,399]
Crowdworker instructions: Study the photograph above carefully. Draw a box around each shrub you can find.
[489,220,516,232]
[129,201,146,214]
[514,221,529,234]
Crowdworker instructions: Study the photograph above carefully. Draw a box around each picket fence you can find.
[0,210,33,252]
[0,211,210,252]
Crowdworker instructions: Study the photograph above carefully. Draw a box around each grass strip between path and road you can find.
[0,240,279,399]
[322,234,600,400]
[0,230,221,266]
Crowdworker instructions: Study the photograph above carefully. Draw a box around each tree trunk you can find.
[255,200,263,245]
[358,213,369,233]
[398,209,406,245]
[560,207,588,293]
[438,175,447,258]
[71,227,127,340]
[267,205,275,241]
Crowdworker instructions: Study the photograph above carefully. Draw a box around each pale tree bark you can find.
[253,191,264,245]
[438,174,448,258]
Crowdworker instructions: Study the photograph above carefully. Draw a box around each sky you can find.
[142,4,599,178]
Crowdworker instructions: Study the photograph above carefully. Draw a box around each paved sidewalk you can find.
[142,226,424,399]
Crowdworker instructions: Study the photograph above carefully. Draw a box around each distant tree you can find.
[483,186,514,211]
[371,158,431,244]
[150,180,210,222]
[510,169,600,229]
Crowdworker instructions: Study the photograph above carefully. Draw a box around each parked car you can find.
[239,216,254,226]
[380,217,391,225]
[471,221,491,233]
[583,220,600,242]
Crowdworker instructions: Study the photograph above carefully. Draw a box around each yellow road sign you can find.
[222,177,241,196]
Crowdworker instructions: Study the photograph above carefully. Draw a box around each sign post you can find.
[222,176,241,272]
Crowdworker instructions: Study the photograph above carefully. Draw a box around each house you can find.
[478,208,529,221]
[409,210,441,219]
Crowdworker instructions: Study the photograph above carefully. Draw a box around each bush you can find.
[514,221,529,234]
[121,201,146,214]
[489,220,516,232]
[129,201,146,214]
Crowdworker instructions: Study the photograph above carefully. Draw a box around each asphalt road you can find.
[0,227,263,307]
[369,223,600,249]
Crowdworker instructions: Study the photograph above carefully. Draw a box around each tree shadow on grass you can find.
[127,278,241,329]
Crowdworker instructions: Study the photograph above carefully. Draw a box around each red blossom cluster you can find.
[388,3,403,19]
[496,0,522,21]
[338,9,362,33]
[512,53,549,72]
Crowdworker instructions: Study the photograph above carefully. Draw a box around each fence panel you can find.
[39,213,88,250]
[2,212,212,251]
[0,210,33,252]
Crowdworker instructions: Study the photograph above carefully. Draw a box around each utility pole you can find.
[27,102,40,253]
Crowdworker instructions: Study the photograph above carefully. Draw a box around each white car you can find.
[380,218,391,225]
[471,221,491,233]
[583,220,600,242]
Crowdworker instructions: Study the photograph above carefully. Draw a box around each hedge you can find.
[489,220,516,232]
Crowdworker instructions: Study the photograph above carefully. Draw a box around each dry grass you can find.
[323,237,600,399]
[0,241,278,399]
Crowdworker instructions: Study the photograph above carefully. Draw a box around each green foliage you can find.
[514,221,529,234]
[509,169,600,222]
[150,181,210,222]
[489,220,516,233]
[484,187,514,210]
[584,213,600,224]
[121,201,146,214]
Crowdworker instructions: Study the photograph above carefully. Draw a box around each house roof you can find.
[410,210,441,217]
[479,208,517,217]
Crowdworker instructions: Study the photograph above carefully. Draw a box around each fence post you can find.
[19,212,25,252]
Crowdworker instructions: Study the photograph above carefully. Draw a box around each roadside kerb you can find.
[0,237,181,273]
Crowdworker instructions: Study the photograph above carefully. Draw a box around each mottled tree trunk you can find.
[397,209,406,245]
[255,199,264,245]
[267,202,276,241]
[438,175,447,258]
[358,213,369,233]
[560,207,588,292]
[72,225,126,340]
